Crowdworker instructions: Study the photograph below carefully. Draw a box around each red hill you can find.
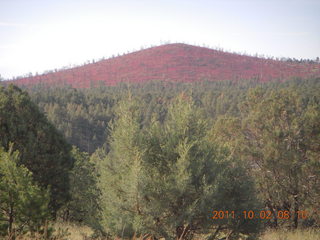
[8,43,320,88]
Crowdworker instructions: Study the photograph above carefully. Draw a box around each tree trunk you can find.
[8,199,14,238]
[293,195,299,229]
[176,224,190,240]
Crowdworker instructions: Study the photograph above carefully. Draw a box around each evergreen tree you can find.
[211,88,320,228]
[97,94,144,237]
[97,94,261,239]
[61,146,101,230]
[141,95,261,239]
[243,89,320,228]
[0,84,73,213]
[0,146,50,237]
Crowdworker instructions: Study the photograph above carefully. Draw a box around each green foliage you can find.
[4,77,318,236]
[97,94,261,239]
[96,94,144,237]
[31,87,115,154]
[61,146,101,230]
[0,84,74,213]
[211,87,320,228]
[0,146,50,237]
[26,78,320,155]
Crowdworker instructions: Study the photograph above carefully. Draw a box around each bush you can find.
[0,146,50,237]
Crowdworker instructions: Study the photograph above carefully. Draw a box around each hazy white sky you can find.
[0,0,319,79]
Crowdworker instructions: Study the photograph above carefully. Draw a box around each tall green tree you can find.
[141,95,261,239]
[97,94,144,237]
[211,88,320,228]
[61,146,101,229]
[243,89,320,228]
[97,94,261,239]
[0,85,73,213]
[0,146,50,237]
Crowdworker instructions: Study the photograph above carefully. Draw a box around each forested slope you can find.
[0,77,319,239]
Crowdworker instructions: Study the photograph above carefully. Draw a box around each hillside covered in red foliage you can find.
[8,43,320,88]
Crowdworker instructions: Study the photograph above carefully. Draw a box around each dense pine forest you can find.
[0,78,319,239]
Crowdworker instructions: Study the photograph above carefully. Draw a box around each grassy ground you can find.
[60,226,320,240]
[53,222,94,240]
[11,225,320,240]
[259,229,320,240]
[57,226,320,240]
[11,222,93,240]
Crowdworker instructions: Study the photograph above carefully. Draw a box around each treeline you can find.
[0,85,74,238]
[0,78,319,239]
[28,78,320,154]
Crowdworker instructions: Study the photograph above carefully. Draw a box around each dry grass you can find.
[52,227,320,240]
[53,222,94,240]
[10,222,93,240]
[259,228,320,240]
[9,226,320,240]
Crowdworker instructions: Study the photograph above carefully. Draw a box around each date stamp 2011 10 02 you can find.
[211,210,311,220]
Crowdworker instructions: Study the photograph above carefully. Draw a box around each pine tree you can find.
[243,89,320,228]
[97,94,144,237]
[0,84,73,214]
[97,94,261,239]
[0,146,50,237]
[141,95,261,239]
[60,146,101,229]
[211,88,320,228]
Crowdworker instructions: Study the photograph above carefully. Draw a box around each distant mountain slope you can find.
[8,43,320,88]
